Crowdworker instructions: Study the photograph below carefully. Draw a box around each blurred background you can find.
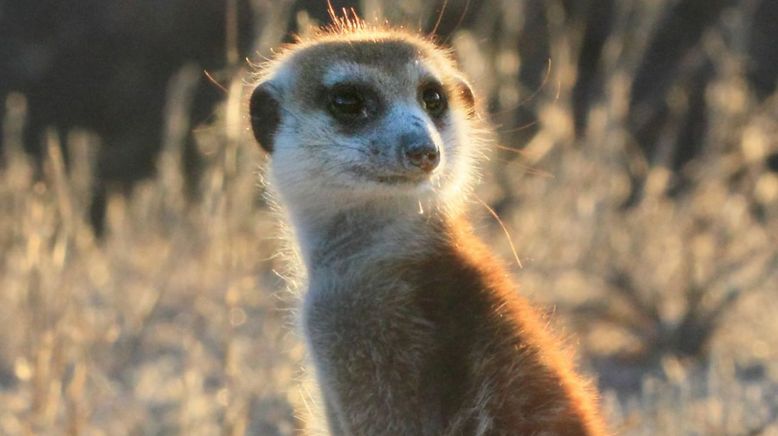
[1,0,777,434]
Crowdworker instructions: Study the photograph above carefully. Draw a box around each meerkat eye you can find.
[420,83,447,117]
[328,85,366,119]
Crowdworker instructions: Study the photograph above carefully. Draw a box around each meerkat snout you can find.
[399,131,440,173]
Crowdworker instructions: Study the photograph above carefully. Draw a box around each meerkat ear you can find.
[454,76,476,118]
[249,82,281,153]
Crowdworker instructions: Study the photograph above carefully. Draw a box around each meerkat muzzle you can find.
[400,132,440,173]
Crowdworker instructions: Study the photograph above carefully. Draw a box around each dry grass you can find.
[1,0,776,434]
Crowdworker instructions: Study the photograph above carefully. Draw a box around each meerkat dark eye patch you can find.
[419,81,447,118]
[249,84,281,153]
[328,85,365,118]
[322,83,382,132]
[325,83,382,126]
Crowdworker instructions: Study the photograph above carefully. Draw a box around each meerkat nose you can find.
[402,137,440,173]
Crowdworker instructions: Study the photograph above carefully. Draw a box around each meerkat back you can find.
[248,15,606,436]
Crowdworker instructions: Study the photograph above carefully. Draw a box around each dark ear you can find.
[249,83,281,153]
[454,77,476,118]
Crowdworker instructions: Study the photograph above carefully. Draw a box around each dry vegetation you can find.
[1,0,777,434]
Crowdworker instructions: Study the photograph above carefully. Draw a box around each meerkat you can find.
[248,13,606,436]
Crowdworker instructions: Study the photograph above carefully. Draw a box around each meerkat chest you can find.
[301,229,437,341]
[301,264,436,376]
[303,215,431,299]
[304,251,420,317]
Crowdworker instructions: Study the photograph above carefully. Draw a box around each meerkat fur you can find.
[248,11,606,436]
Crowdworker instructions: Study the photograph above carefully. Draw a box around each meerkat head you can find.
[249,21,484,216]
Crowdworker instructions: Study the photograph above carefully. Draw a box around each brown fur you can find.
[415,217,606,434]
